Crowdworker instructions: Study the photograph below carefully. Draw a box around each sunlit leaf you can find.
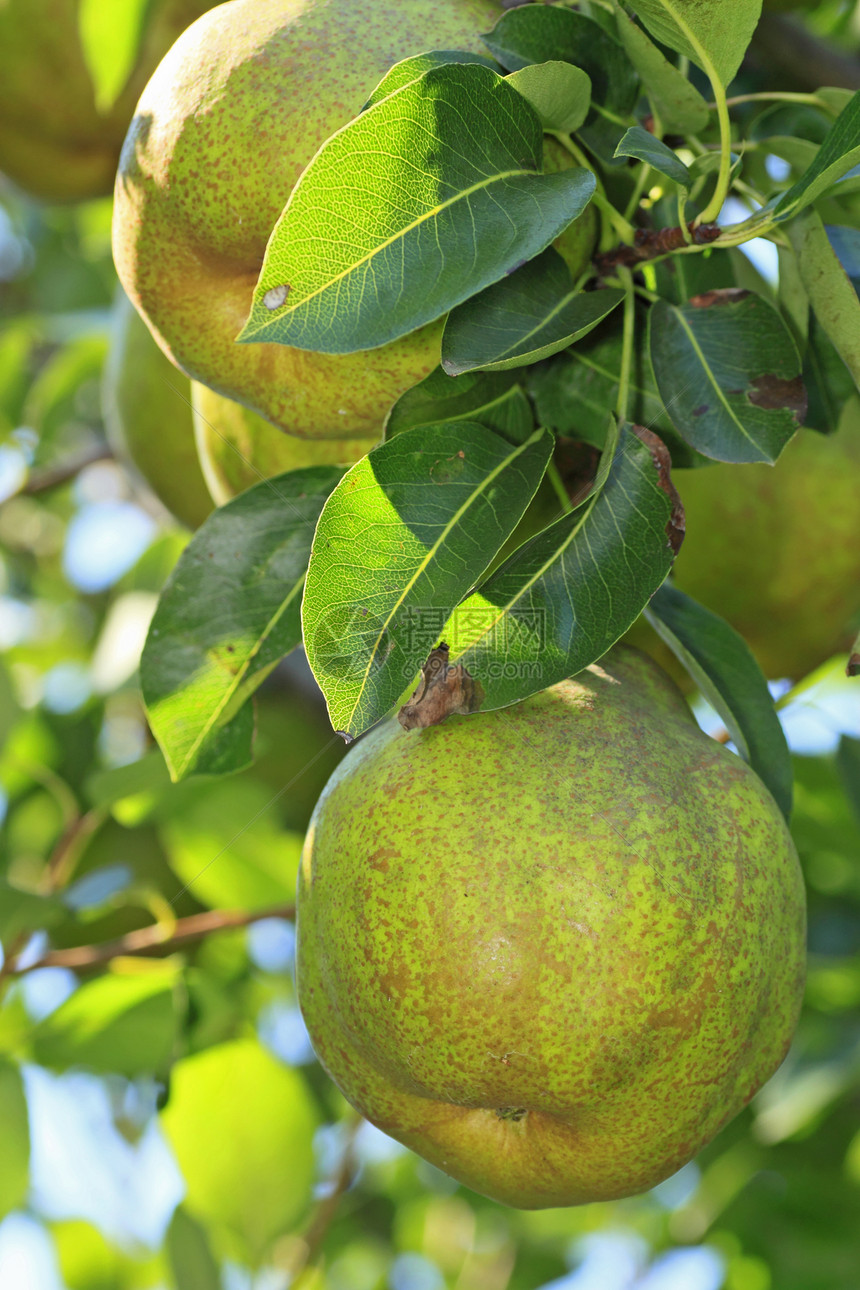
[303,423,554,736]
[78,0,149,110]
[241,63,595,354]
[0,1059,29,1221]
[161,1039,318,1262]
[623,0,761,88]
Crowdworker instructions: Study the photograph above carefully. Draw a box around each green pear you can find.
[112,0,596,442]
[296,646,806,1209]
[0,0,217,203]
[630,406,860,682]
[103,291,214,529]
[191,382,377,504]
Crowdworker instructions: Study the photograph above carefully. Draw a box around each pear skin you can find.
[297,647,806,1208]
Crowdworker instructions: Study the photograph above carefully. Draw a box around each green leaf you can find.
[78,0,149,111]
[645,582,793,819]
[614,126,691,188]
[648,291,806,463]
[442,251,624,375]
[506,62,592,132]
[363,49,499,110]
[31,966,181,1077]
[789,208,860,394]
[0,660,19,758]
[614,9,709,134]
[161,1039,318,1263]
[240,63,595,354]
[804,318,857,434]
[0,878,65,946]
[141,466,343,782]
[774,90,860,221]
[836,735,860,828]
[302,423,554,737]
[482,5,638,115]
[165,1208,223,1290]
[527,322,706,466]
[0,1059,29,1222]
[446,424,681,709]
[159,778,304,910]
[623,0,762,88]
[385,367,534,445]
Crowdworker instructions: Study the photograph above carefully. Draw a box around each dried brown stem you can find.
[286,1113,362,1286]
[594,223,721,275]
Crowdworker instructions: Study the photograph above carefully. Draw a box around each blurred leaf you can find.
[141,466,342,782]
[158,778,303,910]
[481,5,638,115]
[447,424,680,711]
[241,63,595,353]
[614,126,691,188]
[303,423,553,737]
[22,334,107,462]
[623,0,761,87]
[78,0,149,111]
[644,582,793,819]
[165,1207,222,1290]
[836,735,860,827]
[161,1039,318,1263]
[648,291,805,463]
[789,208,860,394]
[385,367,533,444]
[0,660,20,757]
[0,879,66,946]
[52,1218,158,1290]
[85,752,172,811]
[442,253,624,375]
[0,1059,29,1221]
[506,62,592,132]
[31,964,182,1077]
[614,9,709,133]
[774,90,860,221]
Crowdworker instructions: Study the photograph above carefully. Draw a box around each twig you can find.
[6,901,296,976]
[23,446,113,495]
[46,808,105,893]
[287,1114,363,1286]
[594,222,721,274]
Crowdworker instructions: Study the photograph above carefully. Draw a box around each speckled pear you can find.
[191,383,376,504]
[297,646,806,1208]
[112,0,508,440]
[103,291,214,530]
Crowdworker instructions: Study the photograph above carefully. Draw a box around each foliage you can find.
[1,0,860,1287]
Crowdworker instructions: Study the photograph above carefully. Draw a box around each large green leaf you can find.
[31,966,181,1077]
[789,208,860,394]
[303,423,554,737]
[159,779,304,910]
[623,0,761,88]
[773,91,860,222]
[645,583,793,819]
[648,291,805,463]
[442,251,624,375]
[614,9,709,134]
[0,1060,29,1222]
[161,1039,318,1264]
[446,424,681,710]
[240,63,595,354]
[141,466,343,782]
[481,5,638,115]
[385,367,533,444]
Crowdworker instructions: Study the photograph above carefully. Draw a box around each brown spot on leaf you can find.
[689,288,750,308]
[748,374,807,424]
[631,425,685,557]
[398,643,484,730]
[692,404,708,417]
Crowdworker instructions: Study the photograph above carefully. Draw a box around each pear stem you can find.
[616,267,635,424]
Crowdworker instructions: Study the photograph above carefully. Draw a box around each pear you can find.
[630,406,860,682]
[296,646,806,1209]
[103,291,214,529]
[0,0,217,203]
[192,383,376,504]
[112,0,597,441]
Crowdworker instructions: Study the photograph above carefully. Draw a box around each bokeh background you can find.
[3,1,860,1288]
